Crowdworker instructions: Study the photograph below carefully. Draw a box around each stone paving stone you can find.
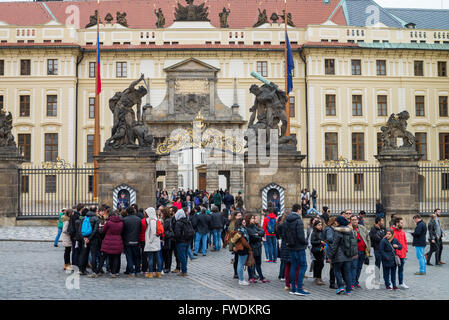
[0,241,448,300]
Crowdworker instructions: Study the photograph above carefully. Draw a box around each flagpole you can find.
[284,0,290,136]
[93,0,100,203]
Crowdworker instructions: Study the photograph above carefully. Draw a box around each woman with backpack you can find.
[229,218,254,285]
[61,209,73,271]
[379,229,403,290]
[162,208,175,273]
[144,207,164,278]
[310,220,326,286]
[100,210,124,278]
[174,209,195,276]
[245,214,269,284]
[262,207,277,263]
[324,216,338,289]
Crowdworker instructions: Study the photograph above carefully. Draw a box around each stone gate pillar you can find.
[165,160,178,193]
[244,149,306,217]
[96,149,158,209]
[230,164,243,196]
[206,163,219,193]
[376,151,421,228]
[0,149,23,226]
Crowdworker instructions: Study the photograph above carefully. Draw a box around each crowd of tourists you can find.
[54,190,445,297]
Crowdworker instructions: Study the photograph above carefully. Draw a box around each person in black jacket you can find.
[411,214,427,275]
[426,213,441,266]
[284,204,310,296]
[379,229,402,290]
[121,207,142,277]
[68,203,83,267]
[245,214,269,283]
[369,216,386,284]
[310,220,326,286]
[174,209,195,276]
[209,205,224,251]
[78,208,101,277]
[161,208,175,273]
[192,207,211,256]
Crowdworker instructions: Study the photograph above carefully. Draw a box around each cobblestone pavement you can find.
[1,240,448,300]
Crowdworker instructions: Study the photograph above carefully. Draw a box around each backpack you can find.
[156,220,164,237]
[284,221,298,249]
[194,197,200,206]
[81,216,92,237]
[267,216,276,235]
[181,219,195,241]
[165,218,175,239]
[342,231,358,258]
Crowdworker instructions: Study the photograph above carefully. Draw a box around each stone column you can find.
[96,149,158,209]
[229,164,243,196]
[244,149,306,218]
[376,151,421,228]
[206,164,219,193]
[0,149,24,226]
[165,160,178,193]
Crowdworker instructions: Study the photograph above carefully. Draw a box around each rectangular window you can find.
[18,134,31,162]
[327,174,337,192]
[19,95,30,117]
[354,173,364,191]
[414,60,424,76]
[415,96,425,116]
[47,59,58,75]
[377,132,383,154]
[439,96,448,117]
[376,60,386,75]
[440,133,449,160]
[438,61,447,77]
[351,59,361,75]
[325,59,335,75]
[256,61,268,77]
[325,94,336,116]
[0,95,3,109]
[352,95,362,116]
[442,173,449,191]
[45,175,56,193]
[21,175,29,193]
[415,133,427,160]
[352,133,365,161]
[0,60,4,76]
[89,97,95,119]
[88,175,94,193]
[325,132,338,161]
[89,62,96,78]
[46,95,57,117]
[20,59,31,75]
[87,135,94,163]
[289,96,295,118]
[377,95,387,116]
[44,133,58,162]
[116,62,127,78]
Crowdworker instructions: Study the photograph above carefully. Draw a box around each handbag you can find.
[389,242,402,267]
[245,251,255,268]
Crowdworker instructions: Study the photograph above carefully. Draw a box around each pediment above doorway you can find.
[164,58,220,74]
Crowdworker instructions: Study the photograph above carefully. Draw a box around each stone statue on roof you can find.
[254,8,268,28]
[175,0,210,22]
[116,11,128,27]
[280,10,295,27]
[104,13,113,24]
[219,7,230,28]
[155,8,165,28]
[85,10,99,28]
[270,12,280,24]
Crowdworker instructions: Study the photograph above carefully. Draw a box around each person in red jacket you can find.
[391,216,409,289]
[139,211,148,275]
[173,197,182,210]
[262,207,278,262]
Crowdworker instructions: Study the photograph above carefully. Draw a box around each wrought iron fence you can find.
[418,163,449,214]
[301,164,381,215]
[18,166,97,218]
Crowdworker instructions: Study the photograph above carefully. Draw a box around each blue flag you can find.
[286,33,295,94]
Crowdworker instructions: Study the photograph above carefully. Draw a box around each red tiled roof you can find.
[0,0,344,29]
[303,41,359,48]
[329,4,347,25]
[0,42,80,48]
[82,43,303,50]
